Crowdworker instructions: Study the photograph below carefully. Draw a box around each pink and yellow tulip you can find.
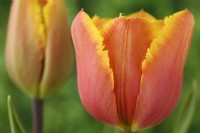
[6,0,73,99]
[71,9,194,131]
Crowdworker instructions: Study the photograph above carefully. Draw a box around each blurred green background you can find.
[0,0,200,133]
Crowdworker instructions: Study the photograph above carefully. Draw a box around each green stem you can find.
[32,99,43,133]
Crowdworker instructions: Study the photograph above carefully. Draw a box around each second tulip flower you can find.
[71,9,194,132]
[6,0,73,99]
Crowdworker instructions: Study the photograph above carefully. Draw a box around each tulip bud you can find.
[6,0,73,99]
[71,9,194,132]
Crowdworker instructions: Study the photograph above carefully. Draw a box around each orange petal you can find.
[133,9,194,130]
[127,10,156,21]
[71,11,119,125]
[102,17,160,127]
[92,15,111,30]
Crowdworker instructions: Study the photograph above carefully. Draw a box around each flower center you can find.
[31,0,53,50]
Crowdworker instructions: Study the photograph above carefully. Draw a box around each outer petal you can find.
[6,1,44,97]
[39,0,73,98]
[71,11,119,125]
[133,9,194,130]
[102,17,161,128]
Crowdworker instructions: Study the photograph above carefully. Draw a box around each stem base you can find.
[32,99,43,133]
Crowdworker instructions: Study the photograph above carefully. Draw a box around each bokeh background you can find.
[0,0,200,133]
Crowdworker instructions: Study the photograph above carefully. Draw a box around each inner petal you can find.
[102,17,162,128]
[30,0,48,49]
[92,16,111,30]
[127,10,156,21]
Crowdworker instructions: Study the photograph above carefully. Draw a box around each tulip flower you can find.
[71,9,194,132]
[6,0,73,99]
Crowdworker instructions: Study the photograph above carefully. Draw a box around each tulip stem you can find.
[123,130,136,133]
[32,99,43,133]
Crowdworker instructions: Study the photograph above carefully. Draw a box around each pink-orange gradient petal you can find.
[71,11,119,125]
[133,9,194,130]
[102,17,161,128]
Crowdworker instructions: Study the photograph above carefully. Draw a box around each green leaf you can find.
[172,80,197,133]
[7,95,26,133]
